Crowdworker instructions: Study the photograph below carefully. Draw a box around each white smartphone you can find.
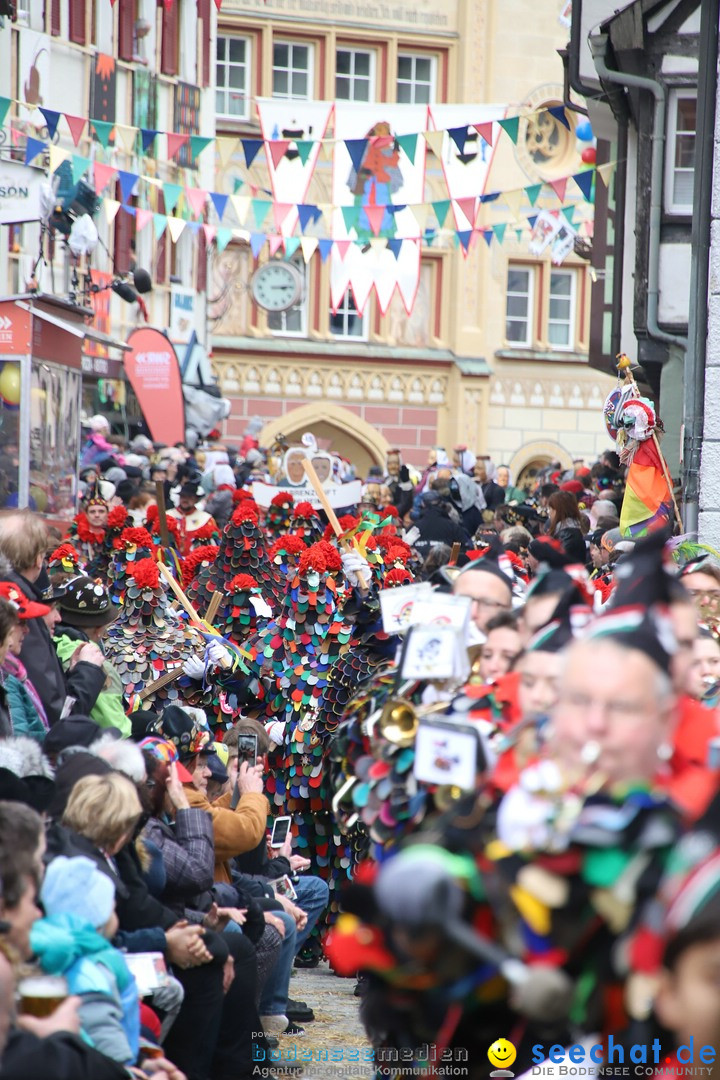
[270,815,292,849]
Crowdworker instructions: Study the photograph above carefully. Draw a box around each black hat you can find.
[528,537,574,569]
[59,576,118,628]
[178,482,201,499]
[44,716,121,758]
[128,709,159,742]
[588,528,606,548]
[41,578,71,605]
[150,705,214,760]
[0,769,55,813]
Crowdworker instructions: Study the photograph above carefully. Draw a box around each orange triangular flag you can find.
[474,121,495,146]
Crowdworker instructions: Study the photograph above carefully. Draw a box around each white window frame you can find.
[664,88,697,214]
[548,268,577,351]
[272,40,314,100]
[216,35,251,121]
[396,52,437,105]
[505,265,535,348]
[329,290,368,341]
[335,47,375,103]
[267,255,308,338]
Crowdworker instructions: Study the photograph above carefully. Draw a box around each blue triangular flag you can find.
[423,229,436,246]
[387,204,406,215]
[210,192,228,221]
[39,109,60,140]
[242,139,263,169]
[480,191,500,204]
[121,204,136,218]
[573,170,595,202]
[387,238,403,260]
[24,137,45,166]
[141,129,158,153]
[482,230,493,247]
[118,170,138,204]
[250,232,265,258]
[527,214,538,229]
[345,139,367,175]
[297,204,315,232]
[448,126,468,154]
[457,230,472,252]
[548,105,571,130]
[318,239,333,263]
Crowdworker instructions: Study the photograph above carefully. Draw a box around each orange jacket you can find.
[185,785,269,884]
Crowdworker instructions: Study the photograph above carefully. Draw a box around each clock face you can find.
[250,262,302,312]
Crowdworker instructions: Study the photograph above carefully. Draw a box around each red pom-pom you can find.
[118,526,153,549]
[129,558,160,589]
[268,535,307,560]
[145,505,159,525]
[383,505,399,518]
[232,501,259,525]
[229,573,258,592]
[384,567,413,586]
[384,544,409,566]
[181,545,219,585]
[49,543,80,566]
[107,505,128,530]
[299,544,327,575]
[271,491,295,508]
[338,514,359,532]
[293,501,318,519]
[192,520,219,541]
[316,540,342,572]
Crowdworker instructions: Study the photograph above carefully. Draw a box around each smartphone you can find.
[237,733,258,768]
[271,874,298,901]
[270,815,292,849]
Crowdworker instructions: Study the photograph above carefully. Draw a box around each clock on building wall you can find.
[249,261,304,312]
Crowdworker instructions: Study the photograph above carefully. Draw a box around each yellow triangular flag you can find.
[216,137,239,167]
[230,194,250,225]
[411,203,430,233]
[166,216,187,243]
[503,189,524,219]
[596,162,616,187]
[103,198,120,224]
[301,237,318,263]
[424,130,445,158]
[115,124,138,156]
[320,140,334,162]
[232,228,250,243]
[49,144,70,174]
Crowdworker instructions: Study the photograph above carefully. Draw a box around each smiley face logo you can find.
[488,1039,517,1072]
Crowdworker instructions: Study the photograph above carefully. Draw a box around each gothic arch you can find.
[259,402,390,475]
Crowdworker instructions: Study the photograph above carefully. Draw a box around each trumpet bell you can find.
[378,698,418,747]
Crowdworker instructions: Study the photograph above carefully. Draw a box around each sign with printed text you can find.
[124,327,185,444]
[170,285,196,345]
[0,164,44,224]
[252,479,363,511]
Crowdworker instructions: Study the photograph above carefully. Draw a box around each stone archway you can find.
[509,439,573,484]
[259,402,389,479]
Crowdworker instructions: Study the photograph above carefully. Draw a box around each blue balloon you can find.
[575,120,594,142]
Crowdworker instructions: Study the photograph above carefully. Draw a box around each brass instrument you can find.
[377,695,453,747]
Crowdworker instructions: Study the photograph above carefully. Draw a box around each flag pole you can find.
[616,354,683,532]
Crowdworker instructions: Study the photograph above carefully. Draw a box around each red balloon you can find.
[581,147,596,164]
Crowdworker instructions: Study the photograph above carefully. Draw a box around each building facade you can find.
[210,0,615,478]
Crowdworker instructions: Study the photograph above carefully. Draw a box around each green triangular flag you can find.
[562,206,575,225]
[153,213,168,240]
[190,136,213,162]
[71,155,90,184]
[526,183,542,206]
[397,133,418,160]
[251,199,270,229]
[163,182,182,215]
[341,206,360,232]
[216,227,233,253]
[91,119,114,149]
[284,237,301,259]
[0,97,10,128]
[295,140,314,165]
[492,223,507,244]
[515,228,524,243]
[433,199,451,227]
[499,117,520,144]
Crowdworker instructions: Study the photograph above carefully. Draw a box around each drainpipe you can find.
[589,33,688,352]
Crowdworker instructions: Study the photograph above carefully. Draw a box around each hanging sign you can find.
[124,327,185,444]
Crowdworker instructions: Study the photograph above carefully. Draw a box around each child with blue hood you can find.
[29,855,140,1066]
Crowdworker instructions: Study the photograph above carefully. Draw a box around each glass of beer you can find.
[17,973,68,1018]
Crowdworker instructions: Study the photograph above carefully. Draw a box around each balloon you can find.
[575,120,594,142]
[581,147,596,165]
[0,364,21,410]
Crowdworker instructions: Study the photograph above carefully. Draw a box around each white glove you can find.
[266,721,286,747]
[207,640,232,667]
[182,654,206,680]
[341,549,371,588]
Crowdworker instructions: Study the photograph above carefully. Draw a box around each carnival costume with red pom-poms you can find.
[181,545,220,589]
[265,491,295,540]
[165,503,220,556]
[47,543,85,576]
[268,534,308,580]
[67,512,109,577]
[289,501,323,544]
[106,526,158,609]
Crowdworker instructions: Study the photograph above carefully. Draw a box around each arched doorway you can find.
[259,402,389,479]
[510,440,573,488]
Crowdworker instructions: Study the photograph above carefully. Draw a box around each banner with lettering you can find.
[428,104,505,231]
[124,328,185,444]
[256,99,333,237]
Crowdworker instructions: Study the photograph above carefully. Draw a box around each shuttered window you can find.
[160,0,179,77]
[69,0,86,44]
[118,0,135,61]
[114,182,135,274]
[197,0,211,87]
[50,0,61,36]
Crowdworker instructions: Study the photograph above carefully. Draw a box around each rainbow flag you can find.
[620,438,674,537]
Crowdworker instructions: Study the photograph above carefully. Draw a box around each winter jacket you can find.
[143,807,215,909]
[1,654,48,740]
[204,489,234,532]
[0,682,13,738]
[482,480,506,511]
[413,502,471,560]
[54,628,130,737]
[184,785,269,884]
[1,1030,129,1080]
[30,913,139,1066]
[0,562,106,727]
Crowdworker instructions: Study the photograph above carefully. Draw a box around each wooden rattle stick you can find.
[302,459,372,590]
[205,590,223,625]
[139,665,184,702]
[155,480,171,549]
[158,561,207,629]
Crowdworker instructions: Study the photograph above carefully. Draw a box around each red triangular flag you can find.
[203,224,217,245]
[272,203,293,231]
[335,239,352,261]
[65,114,86,146]
[185,187,207,218]
[474,122,495,146]
[455,197,477,226]
[135,208,153,232]
[268,235,284,257]
[93,162,115,195]
[364,204,386,236]
[268,140,290,169]
[550,178,568,202]
[214,0,222,8]
[167,132,190,160]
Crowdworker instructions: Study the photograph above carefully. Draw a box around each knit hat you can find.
[0,581,50,619]
[150,705,215,760]
[58,576,117,628]
[41,855,115,928]
[138,736,194,783]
